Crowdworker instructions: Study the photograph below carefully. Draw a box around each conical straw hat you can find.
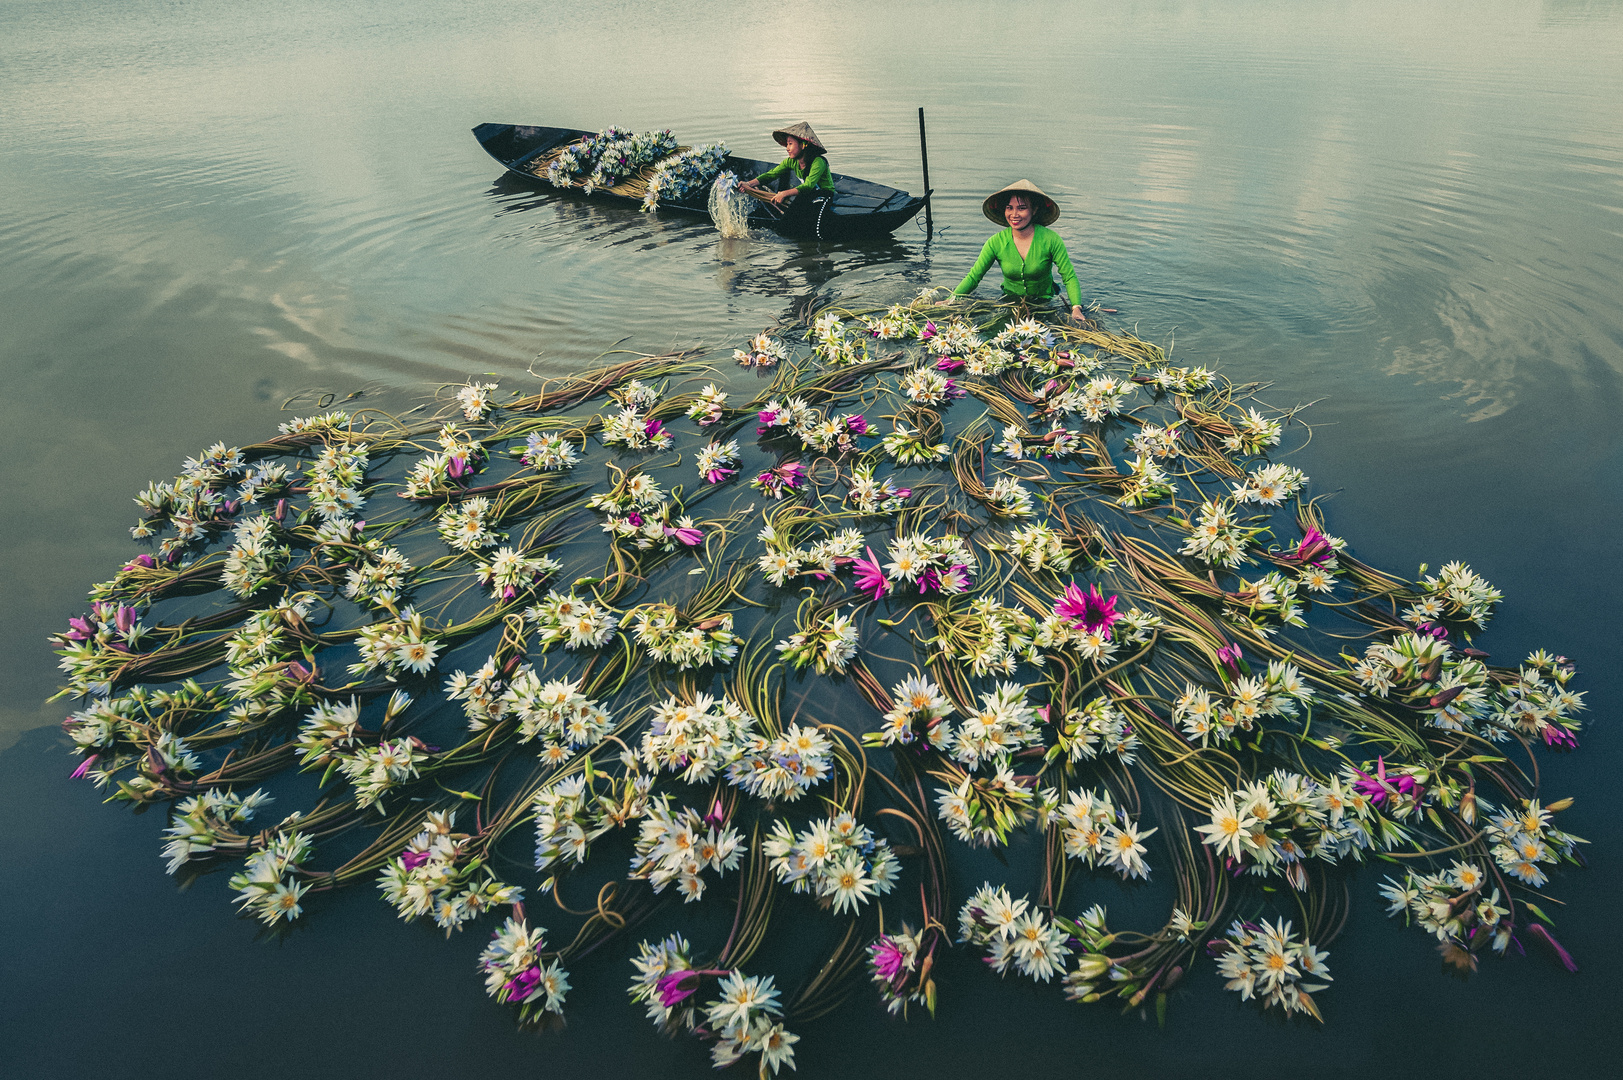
[982,179,1059,226]
[771,121,827,155]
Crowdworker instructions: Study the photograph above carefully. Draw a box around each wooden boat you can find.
[473,123,929,241]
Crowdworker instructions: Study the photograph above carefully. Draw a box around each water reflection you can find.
[3,0,1623,1076]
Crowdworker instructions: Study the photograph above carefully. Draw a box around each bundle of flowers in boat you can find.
[541,125,633,186]
[643,143,730,211]
[584,129,677,194]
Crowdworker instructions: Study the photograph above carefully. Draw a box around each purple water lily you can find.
[1544,724,1578,749]
[502,966,543,1002]
[656,970,701,1008]
[1351,756,1423,806]
[665,525,703,547]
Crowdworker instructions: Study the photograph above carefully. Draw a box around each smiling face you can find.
[1004,193,1036,230]
[783,135,805,159]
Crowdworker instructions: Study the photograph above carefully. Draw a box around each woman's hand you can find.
[1070,304,1086,323]
[771,190,793,206]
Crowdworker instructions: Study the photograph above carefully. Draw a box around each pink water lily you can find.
[1292,527,1334,567]
[870,936,908,985]
[665,526,703,547]
[854,547,890,602]
[920,321,937,340]
[1053,583,1119,636]
[1216,642,1245,678]
[400,849,432,870]
[844,414,869,435]
[935,356,964,372]
[704,466,737,484]
[70,754,99,780]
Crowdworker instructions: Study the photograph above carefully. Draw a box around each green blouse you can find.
[756,154,836,194]
[953,225,1082,306]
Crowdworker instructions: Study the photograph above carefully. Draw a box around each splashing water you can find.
[708,171,753,238]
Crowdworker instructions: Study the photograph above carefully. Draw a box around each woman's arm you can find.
[1042,228,1084,315]
[741,158,792,192]
[953,233,1005,297]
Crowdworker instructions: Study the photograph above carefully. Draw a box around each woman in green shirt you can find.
[949,180,1085,323]
[739,122,836,222]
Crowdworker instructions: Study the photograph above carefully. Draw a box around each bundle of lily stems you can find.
[51,294,1589,1075]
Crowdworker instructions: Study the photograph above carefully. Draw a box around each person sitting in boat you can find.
[739,122,837,216]
[946,180,1085,323]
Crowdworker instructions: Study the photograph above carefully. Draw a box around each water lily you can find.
[1053,583,1119,636]
[656,969,701,1007]
[1293,527,1334,566]
[854,547,889,602]
[502,965,542,1001]
[870,936,908,984]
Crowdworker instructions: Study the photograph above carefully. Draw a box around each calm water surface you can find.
[3,1,1621,1075]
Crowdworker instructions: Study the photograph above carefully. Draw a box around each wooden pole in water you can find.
[918,106,933,238]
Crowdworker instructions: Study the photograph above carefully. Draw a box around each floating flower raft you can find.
[52,296,1591,1074]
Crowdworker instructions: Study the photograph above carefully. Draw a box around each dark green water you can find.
[3,0,1621,1074]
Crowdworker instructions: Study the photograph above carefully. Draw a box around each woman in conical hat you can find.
[946,180,1085,322]
[738,122,837,211]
